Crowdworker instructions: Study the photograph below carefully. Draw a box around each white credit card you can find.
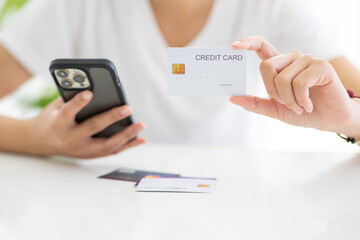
[135,177,217,193]
[167,47,247,96]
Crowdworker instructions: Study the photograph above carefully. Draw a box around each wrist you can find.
[21,118,41,155]
[22,118,51,156]
[0,117,46,156]
[338,98,360,140]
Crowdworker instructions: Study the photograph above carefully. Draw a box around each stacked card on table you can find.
[167,47,247,96]
[99,168,217,193]
[99,168,180,182]
[135,176,217,193]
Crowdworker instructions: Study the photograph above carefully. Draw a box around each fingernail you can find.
[82,91,92,100]
[304,106,312,113]
[293,107,303,115]
[119,107,130,116]
[232,41,242,46]
[134,125,144,134]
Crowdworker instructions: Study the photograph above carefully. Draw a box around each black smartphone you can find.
[50,58,133,138]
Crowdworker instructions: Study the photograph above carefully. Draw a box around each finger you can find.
[232,36,280,60]
[264,51,305,73]
[260,51,304,99]
[42,97,63,112]
[292,62,332,113]
[112,137,147,154]
[51,97,64,109]
[74,105,133,137]
[229,95,298,121]
[92,122,145,155]
[59,91,93,121]
[274,55,313,114]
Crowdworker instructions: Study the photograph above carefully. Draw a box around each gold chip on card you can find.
[172,63,185,74]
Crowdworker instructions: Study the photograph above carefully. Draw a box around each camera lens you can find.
[57,70,68,78]
[73,75,85,83]
[61,79,73,89]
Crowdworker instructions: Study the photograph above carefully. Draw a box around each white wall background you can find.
[0,0,359,153]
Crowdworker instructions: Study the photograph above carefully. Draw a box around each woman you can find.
[0,0,359,158]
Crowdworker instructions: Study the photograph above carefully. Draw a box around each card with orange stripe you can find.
[135,177,217,193]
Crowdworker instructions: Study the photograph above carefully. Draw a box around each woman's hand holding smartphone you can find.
[25,90,146,159]
[20,59,147,159]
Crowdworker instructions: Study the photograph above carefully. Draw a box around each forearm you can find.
[330,57,360,96]
[0,116,37,155]
[0,44,32,99]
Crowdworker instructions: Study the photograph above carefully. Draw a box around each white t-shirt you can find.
[0,0,341,148]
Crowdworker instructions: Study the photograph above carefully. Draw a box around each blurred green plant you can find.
[0,0,28,27]
[0,0,59,109]
[23,86,59,108]
[28,88,59,109]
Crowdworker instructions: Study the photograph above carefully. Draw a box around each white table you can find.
[0,144,359,240]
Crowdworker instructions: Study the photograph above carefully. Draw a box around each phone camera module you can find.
[61,79,73,89]
[55,69,89,89]
[57,70,69,78]
[73,75,85,83]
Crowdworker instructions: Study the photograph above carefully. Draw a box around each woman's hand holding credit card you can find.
[166,36,360,139]
[230,36,360,138]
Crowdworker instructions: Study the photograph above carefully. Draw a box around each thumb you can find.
[232,36,280,60]
[229,95,294,120]
[59,91,93,121]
